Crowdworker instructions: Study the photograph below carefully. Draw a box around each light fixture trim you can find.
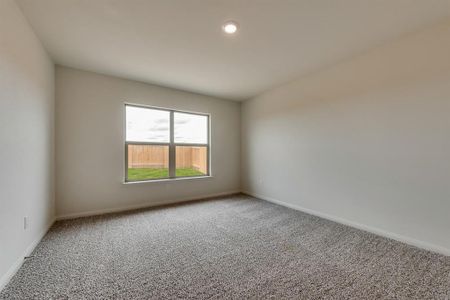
[222,21,239,34]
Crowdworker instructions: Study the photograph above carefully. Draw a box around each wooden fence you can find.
[127,145,207,173]
[191,147,207,174]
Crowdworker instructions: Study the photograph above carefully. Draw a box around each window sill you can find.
[123,175,213,185]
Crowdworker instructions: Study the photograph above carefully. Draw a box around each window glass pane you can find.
[126,106,170,143]
[174,112,208,144]
[127,144,169,180]
[176,146,208,177]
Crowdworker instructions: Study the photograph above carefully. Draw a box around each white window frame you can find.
[124,103,210,183]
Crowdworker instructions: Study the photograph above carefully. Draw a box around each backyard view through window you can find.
[125,104,209,181]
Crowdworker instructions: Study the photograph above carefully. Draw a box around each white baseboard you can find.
[0,218,56,292]
[56,190,241,220]
[5,190,446,294]
[243,191,450,256]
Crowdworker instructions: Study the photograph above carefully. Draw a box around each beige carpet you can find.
[1,194,449,299]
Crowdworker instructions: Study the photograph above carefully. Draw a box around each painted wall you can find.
[55,67,240,218]
[241,20,450,254]
[0,0,55,288]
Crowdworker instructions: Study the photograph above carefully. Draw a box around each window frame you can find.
[124,103,210,183]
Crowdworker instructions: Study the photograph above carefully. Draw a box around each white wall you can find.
[55,66,240,218]
[242,20,450,254]
[0,0,55,288]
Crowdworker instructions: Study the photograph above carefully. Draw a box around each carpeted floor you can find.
[1,194,449,299]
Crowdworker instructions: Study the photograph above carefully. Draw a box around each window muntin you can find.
[125,104,209,182]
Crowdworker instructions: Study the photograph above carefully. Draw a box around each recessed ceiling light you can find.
[222,21,239,34]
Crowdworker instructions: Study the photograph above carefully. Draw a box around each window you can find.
[125,104,209,182]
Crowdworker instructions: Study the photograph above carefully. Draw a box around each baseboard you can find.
[56,190,241,220]
[243,191,450,256]
[0,218,56,292]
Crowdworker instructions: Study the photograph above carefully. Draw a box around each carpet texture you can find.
[1,194,449,299]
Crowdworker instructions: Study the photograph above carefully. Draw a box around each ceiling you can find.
[17,0,450,101]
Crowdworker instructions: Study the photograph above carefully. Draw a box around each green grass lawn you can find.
[127,167,204,181]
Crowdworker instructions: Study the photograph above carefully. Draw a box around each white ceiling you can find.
[17,0,450,101]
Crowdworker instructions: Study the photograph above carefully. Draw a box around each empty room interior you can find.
[1,0,450,298]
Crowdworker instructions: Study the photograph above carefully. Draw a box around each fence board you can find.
[128,145,207,174]
[128,145,168,168]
